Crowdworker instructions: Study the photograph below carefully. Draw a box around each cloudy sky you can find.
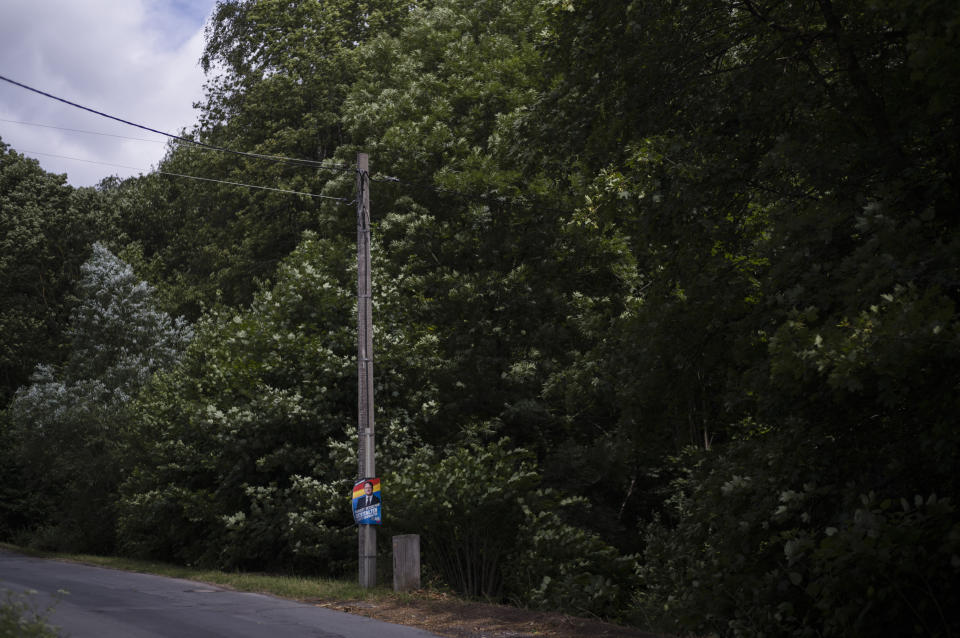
[0,0,218,187]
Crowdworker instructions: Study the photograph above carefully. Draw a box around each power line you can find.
[0,117,167,143]
[19,149,353,204]
[157,170,352,203]
[1,74,573,213]
[16,149,157,174]
[0,73,353,174]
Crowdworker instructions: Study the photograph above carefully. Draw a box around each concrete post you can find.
[392,535,420,592]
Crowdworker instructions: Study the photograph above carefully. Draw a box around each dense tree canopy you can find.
[2,0,959,635]
[4,244,191,551]
[0,141,116,405]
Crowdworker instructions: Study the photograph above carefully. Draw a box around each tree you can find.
[337,0,625,461]
[119,233,441,571]
[0,140,114,406]
[527,0,960,634]
[119,0,418,317]
[5,243,191,552]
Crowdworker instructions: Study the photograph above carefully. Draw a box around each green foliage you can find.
[388,439,632,616]
[632,281,960,636]
[795,493,959,637]
[119,234,440,572]
[0,141,115,405]
[0,590,59,638]
[342,0,548,176]
[118,0,419,316]
[0,415,45,541]
[532,0,960,632]
[3,0,959,631]
[115,0,642,594]
[388,440,539,598]
[4,244,191,553]
[636,435,960,637]
[337,0,645,546]
[507,505,635,619]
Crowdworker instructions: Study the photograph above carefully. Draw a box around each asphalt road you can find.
[0,549,440,638]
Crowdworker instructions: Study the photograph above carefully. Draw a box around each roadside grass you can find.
[1,542,669,638]
[0,542,387,603]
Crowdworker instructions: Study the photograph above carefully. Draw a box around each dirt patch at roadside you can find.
[311,593,670,638]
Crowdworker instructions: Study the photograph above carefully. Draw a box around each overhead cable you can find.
[19,149,353,204]
[0,73,353,173]
[157,170,352,203]
[0,117,166,143]
[1,74,572,213]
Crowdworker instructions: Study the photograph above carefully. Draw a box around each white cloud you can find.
[0,0,216,186]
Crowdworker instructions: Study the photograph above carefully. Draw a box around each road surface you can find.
[0,549,440,638]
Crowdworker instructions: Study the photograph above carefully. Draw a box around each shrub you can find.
[387,438,634,617]
[0,590,60,638]
[634,434,960,637]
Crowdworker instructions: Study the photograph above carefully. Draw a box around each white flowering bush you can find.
[118,233,441,572]
[386,437,634,615]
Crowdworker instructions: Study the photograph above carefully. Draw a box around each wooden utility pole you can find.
[356,152,376,588]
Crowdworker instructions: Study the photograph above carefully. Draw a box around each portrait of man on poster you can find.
[352,478,381,525]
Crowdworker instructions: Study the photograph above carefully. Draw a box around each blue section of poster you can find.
[352,478,382,525]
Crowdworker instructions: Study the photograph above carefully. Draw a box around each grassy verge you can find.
[1,543,667,638]
[0,542,392,603]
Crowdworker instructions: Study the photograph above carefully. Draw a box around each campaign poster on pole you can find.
[352,478,381,525]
